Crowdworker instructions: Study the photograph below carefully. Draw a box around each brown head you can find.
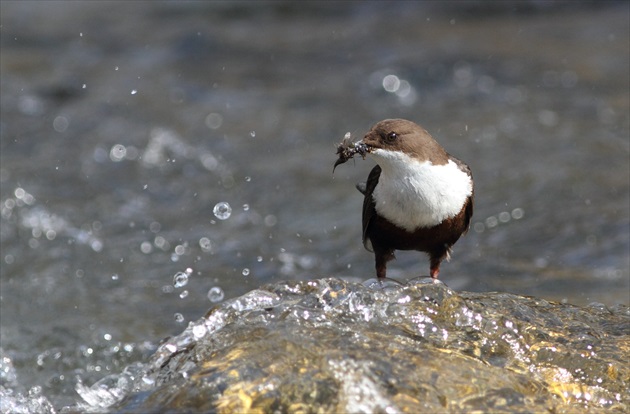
[362,119,449,165]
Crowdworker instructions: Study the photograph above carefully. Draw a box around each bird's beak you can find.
[361,132,380,150]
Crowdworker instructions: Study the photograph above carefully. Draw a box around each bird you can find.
[354,118,473,280]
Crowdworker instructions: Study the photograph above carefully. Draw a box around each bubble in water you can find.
[130,89,138,95]
[213,202,232,220]
[174,313,184,323]
[179,290,189,299]
[242,268,250,276]
[207,286,224,303]
[173,272,189,288]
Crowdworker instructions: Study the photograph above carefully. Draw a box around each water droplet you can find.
[213,202,232,220]
[256,256,263,262]
[498,211,511,223]
[179,290,189,299]
[109,144,127,162]
[205,112,223,129]
[245,176,251,182]
[249,130,256,137]
[242,204,250,211]
[174,313,184,323]
[242,268,250,276]
[199,237,213,252]
[511,208,524,220]
[207,286,224,303]
[264,214,277,227]
[140,241,152,254]
[173,272,189,288]
[473,222,485,233]
[174,244,186,255]
[130,89,138,95]
[53,116,69,132]
[90,239,103,252]
[382,74,401,92]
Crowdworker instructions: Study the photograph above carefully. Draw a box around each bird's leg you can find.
[374,249,394,280]
[429,258,441,279]
[376,260,387,280]
[429,247,451,279]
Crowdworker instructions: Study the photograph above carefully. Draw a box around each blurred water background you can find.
[1,1,628,411]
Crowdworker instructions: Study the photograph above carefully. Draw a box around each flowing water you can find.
[1,2,628,412]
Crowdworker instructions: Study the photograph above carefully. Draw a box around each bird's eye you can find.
[385,132,398,142]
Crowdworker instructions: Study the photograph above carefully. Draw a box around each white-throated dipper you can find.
[335,119,473,280]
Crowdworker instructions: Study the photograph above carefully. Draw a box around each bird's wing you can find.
[448,154,474,232]
[361,165,381,252]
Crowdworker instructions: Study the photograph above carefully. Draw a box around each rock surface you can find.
[74,278,629,413]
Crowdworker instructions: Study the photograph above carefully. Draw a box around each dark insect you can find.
[333,133,369,172]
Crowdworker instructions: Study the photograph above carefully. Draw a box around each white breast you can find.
[370,149,472,231]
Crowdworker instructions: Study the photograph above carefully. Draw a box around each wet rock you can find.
[76,278,629,413]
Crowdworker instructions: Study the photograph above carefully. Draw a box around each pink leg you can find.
[430,265,440,279]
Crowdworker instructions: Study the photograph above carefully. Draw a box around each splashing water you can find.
[207,287,225,303]
[212,202,232,220]
[173,272,189,288]
[77,279,629,413]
